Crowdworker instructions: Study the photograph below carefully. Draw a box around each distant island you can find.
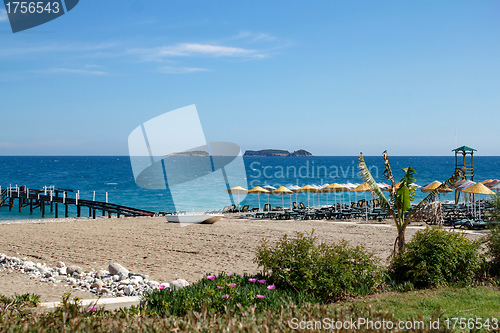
[243,149,313,157]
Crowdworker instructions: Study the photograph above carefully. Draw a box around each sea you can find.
[1,156,499,221]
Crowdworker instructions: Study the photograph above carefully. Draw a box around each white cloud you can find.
[31,67,109,76]
[233,31,277,42]
[0,9,7,22]
[129,43,265,62]
[158,66,210,74]
[0,41,119,58]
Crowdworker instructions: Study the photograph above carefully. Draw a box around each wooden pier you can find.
[0,186,155,219]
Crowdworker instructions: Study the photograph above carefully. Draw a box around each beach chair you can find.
[222,206,230,213]
[264,204,271,212]
[240,205,249,213]
[292,202,298,209]
[228,204,236,213]
[299,202,306,209]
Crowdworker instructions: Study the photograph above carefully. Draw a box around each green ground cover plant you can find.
[2,287,499,332]
[144,272,317,316]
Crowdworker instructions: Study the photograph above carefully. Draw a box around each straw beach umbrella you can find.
[461,183,495,220]
[322,183,348,211]
[248,186,270,211]
[272,186,294,209]
[420,181,452,193]
[296,185,319,208]
[421,180,452,201]
[352,182,372,220]
[226,186,248,210]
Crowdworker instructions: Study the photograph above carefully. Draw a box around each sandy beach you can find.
[0,215,485,302]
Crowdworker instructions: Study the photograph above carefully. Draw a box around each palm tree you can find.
[358,150,464,252]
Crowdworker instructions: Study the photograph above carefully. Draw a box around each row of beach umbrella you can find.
[228,178,500,214]
[227,182,399,211]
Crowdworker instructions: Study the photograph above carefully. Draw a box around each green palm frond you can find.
[358,153,394,217]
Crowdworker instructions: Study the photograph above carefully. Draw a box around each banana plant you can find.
[358,150,464,252]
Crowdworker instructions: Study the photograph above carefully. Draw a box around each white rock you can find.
[148,281,160,288]
[95,270,109,279]
[130,275,143,283]
[68,278,77,286]
[119,279,131,285]
[112,275,120,282]
[38,267,51,277]
[58,267,67,275]
[108,263,129,276]
[24,261,35,267]
[170,279,189,290]
[67,265,83,276]
[56,261,66,268]
[100,288,111,295]
[124,285,135,296]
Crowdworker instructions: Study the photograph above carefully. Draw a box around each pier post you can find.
[92,209,96,219]
[18,197,22,212]
[50,201,53,213]
[30,199,33,214]
[65,204,69,218]
[55,203,59,218]
[77,205,81,217]
[89,206,92,217]
[41,200,45,217]
[9,198,13,211]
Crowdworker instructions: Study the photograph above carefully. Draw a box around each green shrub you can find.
[143,273,317,316]
[484,225,500,276]
[389,227,482,287]
[254,230,383,302]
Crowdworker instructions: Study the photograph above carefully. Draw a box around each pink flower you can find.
[256,295,265,299]
[228,283,237,287]
[222,295,232,299]
[370,272,376,277]
[267,285,275,290]
[228,274,233,277]
[248,278,257,283]
[207,275,216,280]
[257,279,266,284]
[217,286,224,289]
[88,306,97,312]
[158,284,167,290]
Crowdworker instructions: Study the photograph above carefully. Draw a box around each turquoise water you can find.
[1,156,499,220]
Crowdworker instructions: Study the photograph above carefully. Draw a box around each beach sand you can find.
[0,215,485,302]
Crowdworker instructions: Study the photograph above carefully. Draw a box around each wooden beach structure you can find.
[453,146,476,203]
[0,185,155,219]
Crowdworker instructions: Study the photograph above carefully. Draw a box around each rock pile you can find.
[0,253,189,297]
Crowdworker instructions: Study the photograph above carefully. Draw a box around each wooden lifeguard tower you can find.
[453,145,476,203]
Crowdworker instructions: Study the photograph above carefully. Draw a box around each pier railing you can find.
[0,186,155,219]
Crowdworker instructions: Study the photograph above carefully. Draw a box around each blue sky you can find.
[1,1,499,156]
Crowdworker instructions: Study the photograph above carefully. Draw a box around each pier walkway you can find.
[0,186,155,219]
